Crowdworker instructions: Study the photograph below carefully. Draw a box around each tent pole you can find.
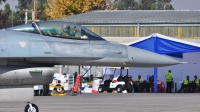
[154,67,157,93]
[154,36,158,93]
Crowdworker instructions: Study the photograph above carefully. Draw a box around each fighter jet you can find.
[0,21,179,112]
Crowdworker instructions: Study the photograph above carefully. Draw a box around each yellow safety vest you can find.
[194,79,199,85]
[136,78,143,82]
[165,72,172,82]
[183,79,189,85]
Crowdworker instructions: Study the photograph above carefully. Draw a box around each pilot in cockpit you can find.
[61,24,88,39]
[61,25,71,37]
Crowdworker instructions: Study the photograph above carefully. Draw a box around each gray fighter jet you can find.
[0,21,179,112]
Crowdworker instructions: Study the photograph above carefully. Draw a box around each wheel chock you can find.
[103,90,107,93]
[51,94,66,96]
[112,90,118,93]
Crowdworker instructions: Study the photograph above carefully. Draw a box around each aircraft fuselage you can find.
[0,30,179,67]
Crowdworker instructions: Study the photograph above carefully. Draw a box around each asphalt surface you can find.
[0,93,200,112]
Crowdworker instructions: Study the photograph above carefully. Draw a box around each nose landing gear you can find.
[24,103,39,112]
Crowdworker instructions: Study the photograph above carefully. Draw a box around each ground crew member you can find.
[136,75,143,83]
[191,75,199,92]
[135,75,144,92]
[193,75,199,85]
[165,70,173,93]
[178,76,190,93]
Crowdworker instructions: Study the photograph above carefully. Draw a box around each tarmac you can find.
[0,93,200,112]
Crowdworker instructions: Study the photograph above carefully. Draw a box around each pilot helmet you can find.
[62,25,70,33]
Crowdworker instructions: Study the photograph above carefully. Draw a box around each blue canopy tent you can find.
[126,33,200,93]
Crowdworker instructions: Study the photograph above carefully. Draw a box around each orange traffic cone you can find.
[73,74,81,93]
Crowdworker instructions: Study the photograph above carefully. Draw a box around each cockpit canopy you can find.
[6,21,105,40]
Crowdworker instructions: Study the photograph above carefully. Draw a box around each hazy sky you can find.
[0,0,200,10]
[171,0,200,10]
[0,0,18,10]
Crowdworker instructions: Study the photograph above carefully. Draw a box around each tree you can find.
[156,0,174,10]
[0,10,11,29]
[106,0,113,10]
[112,0,174,10]
[44,0,111,20]
[13,0,47,25]
[28,0,47,21]
[1,3,22,27]
[15,0,33,24]
[113,0,137,10]
[0,3,12,28]
[37,0,48,21]
[140,0,156,10]
[4,3,11,14]
[113,0,156,10]
[4,3,11,18]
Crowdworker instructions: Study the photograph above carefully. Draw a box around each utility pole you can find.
[19,0,39,24]
[23,9,32,24]
[12,0,13,26]
[12,10,13,26]
[33,0,38,22]
[32,11,35,21]
[25,10,28,24]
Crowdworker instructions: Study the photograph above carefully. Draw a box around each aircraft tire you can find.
[24,103,39,112]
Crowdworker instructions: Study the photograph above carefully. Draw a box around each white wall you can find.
[183,52,200,81]
[157,57,183,90]
[103,56,183,90]
[103,52,200,91]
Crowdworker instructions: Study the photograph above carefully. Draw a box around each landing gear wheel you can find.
[116,86,122,93]
[98,86,104,93]
[24,103,39,112]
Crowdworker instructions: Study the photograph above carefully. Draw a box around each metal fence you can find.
[85,25,200,38]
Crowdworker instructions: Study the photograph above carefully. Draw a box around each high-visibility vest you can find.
[183,79,189,85]
[136,78,143,82]
[194,79,199,85]
[165,72,172,82]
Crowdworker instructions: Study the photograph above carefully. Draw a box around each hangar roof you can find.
[54,10,200,24]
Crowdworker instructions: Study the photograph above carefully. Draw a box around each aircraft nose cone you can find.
[127,47,179,67]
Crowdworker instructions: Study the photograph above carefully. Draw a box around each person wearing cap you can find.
[191,75,199,92]
[178,76,190,93]
[165,70,173,93]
